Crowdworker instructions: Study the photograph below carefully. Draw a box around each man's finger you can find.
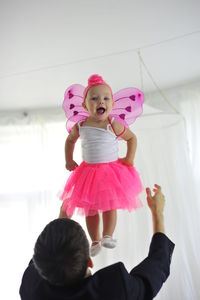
[146,187,152,197]
[154,184,161,190]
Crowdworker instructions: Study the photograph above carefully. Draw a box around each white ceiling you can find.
[0,0,200,111]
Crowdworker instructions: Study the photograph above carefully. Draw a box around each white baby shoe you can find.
[101,235,117,249]
[90,241,101,257]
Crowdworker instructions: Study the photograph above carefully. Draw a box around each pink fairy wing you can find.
[111,87,144,127]
[62,84,89,132]
[66,114,88,133]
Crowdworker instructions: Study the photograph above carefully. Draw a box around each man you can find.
[19,184,175,299]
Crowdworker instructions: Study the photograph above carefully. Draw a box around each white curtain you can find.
[145,80,200,189]
[94,104,200,300]
[0,111,68,300]
[0,94,200,300]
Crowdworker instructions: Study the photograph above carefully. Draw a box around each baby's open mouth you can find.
[96,107,106,115]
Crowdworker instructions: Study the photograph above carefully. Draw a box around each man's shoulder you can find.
[92,262,129,282]
[19,260,44,299]
[87,262,130,299]
[94,262,127,274]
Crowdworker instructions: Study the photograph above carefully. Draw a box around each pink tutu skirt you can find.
[60,160,143,216]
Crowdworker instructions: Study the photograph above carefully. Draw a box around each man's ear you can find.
[88,257,94,268]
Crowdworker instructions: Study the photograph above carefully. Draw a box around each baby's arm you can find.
[112,120,137,166]
[65,124,79,171]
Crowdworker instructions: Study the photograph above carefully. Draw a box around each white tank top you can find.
[78,120,118,164]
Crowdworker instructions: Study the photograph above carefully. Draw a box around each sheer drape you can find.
[0,111,69,300]
[146,80,200,188]
[0,96,200,299]
[94,106,200,300]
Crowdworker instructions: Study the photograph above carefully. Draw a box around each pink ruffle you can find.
[60,160,143,216]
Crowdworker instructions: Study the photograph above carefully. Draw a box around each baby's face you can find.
[84,85,113,121]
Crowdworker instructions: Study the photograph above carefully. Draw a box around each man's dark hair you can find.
[33,218,89,286]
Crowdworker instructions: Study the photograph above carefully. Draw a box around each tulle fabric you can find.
[60,160,143,216]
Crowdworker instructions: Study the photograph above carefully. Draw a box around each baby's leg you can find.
[86,213,101,256]
[102,210,117,237]
[86,213,101,242]
[102,210,117,249]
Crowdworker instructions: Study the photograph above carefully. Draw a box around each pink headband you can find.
[83,74,113,103]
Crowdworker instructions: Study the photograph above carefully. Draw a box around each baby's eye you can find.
[104,97,110,101]
[91,96,98,101]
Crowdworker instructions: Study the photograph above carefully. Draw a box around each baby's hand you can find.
[119,157,133,166]
[65,160,79,171]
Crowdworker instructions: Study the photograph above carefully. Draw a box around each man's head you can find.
[33,218,91,286]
